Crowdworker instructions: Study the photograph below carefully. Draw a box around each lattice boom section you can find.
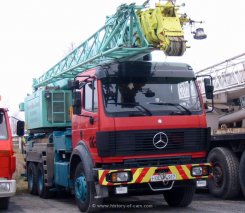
[196,53,245,94]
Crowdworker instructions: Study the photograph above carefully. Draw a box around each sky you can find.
[0,0,245,116]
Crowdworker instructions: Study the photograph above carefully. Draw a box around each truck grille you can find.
[96,128,209,157]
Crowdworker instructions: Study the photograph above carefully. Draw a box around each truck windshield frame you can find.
[0,110,9,140]
[101,76,203,117]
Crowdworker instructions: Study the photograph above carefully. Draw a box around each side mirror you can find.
[17,120,25,136]
[204,78,214,99]
[68,80,80,90]
[72,91,82,115]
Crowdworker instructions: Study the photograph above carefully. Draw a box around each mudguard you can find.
[69,141,94,181]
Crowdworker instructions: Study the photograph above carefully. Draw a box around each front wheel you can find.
[74,162,101,213]
[163,181,196,207]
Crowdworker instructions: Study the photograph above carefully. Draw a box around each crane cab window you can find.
[0,111,8,140]
[84,80,98,112]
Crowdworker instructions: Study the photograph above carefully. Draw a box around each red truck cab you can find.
[0,108,16,210]
[70,61,212,211]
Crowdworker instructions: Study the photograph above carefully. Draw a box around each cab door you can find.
[0,109,15,179]
[79,80,99,159]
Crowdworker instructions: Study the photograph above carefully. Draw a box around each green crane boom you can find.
[33,1,198,90]
[22,1,206,131]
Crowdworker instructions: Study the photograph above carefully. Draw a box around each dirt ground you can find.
[13,145,28,193]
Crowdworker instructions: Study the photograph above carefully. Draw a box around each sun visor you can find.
[96,61,195,79]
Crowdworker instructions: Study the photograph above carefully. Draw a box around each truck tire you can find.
[27,162,38,195]
[37,163,53,199]
[75,161,102,213]
[163,180,195,207]
[239,150,245,198]
[0,197,9,210]
[207,147,240,199]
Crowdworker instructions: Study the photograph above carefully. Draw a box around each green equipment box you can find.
[23,90,72,130]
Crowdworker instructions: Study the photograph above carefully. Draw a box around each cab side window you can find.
[84,80,98,112]
[0,111,8,140]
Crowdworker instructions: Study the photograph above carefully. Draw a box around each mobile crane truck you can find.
[17,1,212,212]
[0,96,16,210]
[196,53,245,199]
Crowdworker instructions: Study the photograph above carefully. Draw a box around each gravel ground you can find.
[9,148,245,213]
[6,191,245,213]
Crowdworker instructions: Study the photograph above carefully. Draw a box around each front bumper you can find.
[0,180,16,197]
[98,163,212,186]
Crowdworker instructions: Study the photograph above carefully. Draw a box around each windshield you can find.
[0,111,8,140]
[101,77,202,117]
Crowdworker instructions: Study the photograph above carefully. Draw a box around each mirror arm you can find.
[77,114,94,125]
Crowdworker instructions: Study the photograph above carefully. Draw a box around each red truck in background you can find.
[0,105,16,210]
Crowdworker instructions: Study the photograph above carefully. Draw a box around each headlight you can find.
[0,183,10,192]
[107,171,132,183]
[191,166,210,177]
[192,167,203,176]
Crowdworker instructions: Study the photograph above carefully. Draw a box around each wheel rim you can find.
[38,169,43,193]
[75,175,87,202]
[28,168,33,190]
[213,162,223,187]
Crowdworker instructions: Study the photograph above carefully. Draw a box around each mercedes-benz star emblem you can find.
[153,132,168,149]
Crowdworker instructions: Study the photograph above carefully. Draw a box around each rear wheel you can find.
[37,163,53,198]
[239,150,245,198]
[163,181,195,207]
[207,147,240,199]
[27,162,38,195]
[0,197,9,210]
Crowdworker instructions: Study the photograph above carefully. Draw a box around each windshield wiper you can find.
[149,102,192,115]
[107,102,152,116]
